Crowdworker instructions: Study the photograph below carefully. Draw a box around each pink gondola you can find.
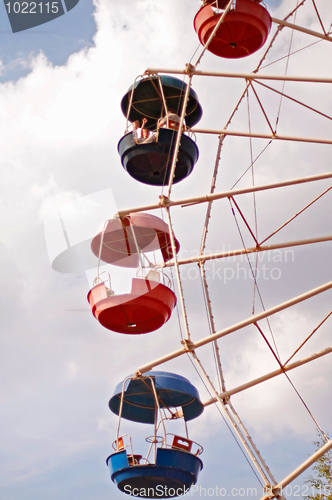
[91,212,180,268]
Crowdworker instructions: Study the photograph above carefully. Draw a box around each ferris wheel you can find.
[47,1,332,498]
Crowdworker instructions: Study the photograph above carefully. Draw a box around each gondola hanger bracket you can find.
[174,409,184,419]
[181,339,195,352]
[262,484,274,498]
[185,63,195,75]
[159,195,171,208]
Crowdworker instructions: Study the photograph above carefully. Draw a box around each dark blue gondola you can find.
[121,76,202,129]
[119,75,202,186]
[106,372,204,498]
[118,127,199,186]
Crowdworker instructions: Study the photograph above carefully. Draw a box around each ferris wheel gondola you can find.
[118,75,202,185]
[87,213,179,334]
[194,0,272,59]
[107,372,204,497]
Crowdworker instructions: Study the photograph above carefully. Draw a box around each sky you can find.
[0,1,332,500]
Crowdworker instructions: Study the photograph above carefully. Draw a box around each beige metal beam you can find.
[260,438,332,499]
[136,280,332,374]
[145,67,332,84]
[190,128,332,145]
[117,171,332,217]
[272,17,332,43]
[163,235,332,267]
[203,345,332,406]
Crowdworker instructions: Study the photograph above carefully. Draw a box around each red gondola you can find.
[194,0,271,59]
[87,274,177,334]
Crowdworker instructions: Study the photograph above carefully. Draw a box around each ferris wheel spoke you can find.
[311,0,328,35]
[164,236,332,268]
[259,438,332,500]
[136,280,332,375]
[198,263,227,393]
[146,68,332,84]
[284,310,332,366]
[259,185,332,246]
[117,171,332,217]
[191,127,332,144]
[229,197,259,246]
[253,323,328,440]
[164,207,191,341]
[271,17,332,43]
[253,80,332,123]
[202,345,332,404]
[190,349,278,488]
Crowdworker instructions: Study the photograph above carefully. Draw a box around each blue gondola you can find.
[118,127,199,186]
[109,371,204,423]
[106,372,204,498]
[107,447,203,498]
